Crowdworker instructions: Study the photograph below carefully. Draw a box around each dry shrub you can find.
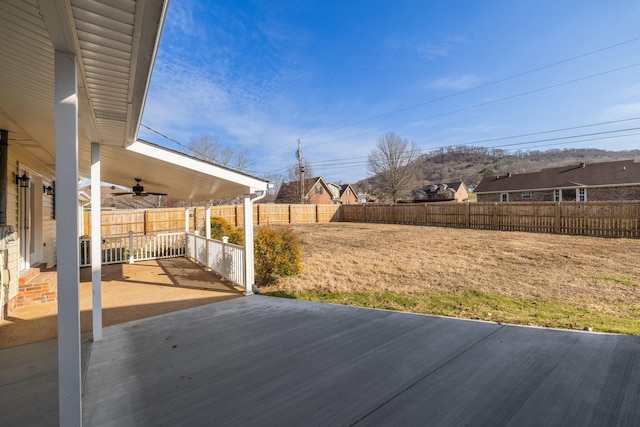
[210,216,244,245]
[254,226,302,285]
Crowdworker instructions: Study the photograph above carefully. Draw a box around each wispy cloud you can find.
[415,34,468,60]
[430,73,484,90]
[602,102,640,119]
[383,33,468,61]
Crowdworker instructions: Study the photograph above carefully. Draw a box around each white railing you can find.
[79,232,186,267]
[186,233,245,288]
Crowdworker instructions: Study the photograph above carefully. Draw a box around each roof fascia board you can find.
[39,1,102,144]
[128,0,171,144]
[38,0,75,52]
[128,140,268,191]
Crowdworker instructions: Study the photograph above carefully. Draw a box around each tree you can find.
[367,132,421,202]
[286,159,314,183]
[188,134,253,171]
[479,166,495,177]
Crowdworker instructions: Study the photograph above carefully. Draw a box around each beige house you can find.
[0,1,268,424]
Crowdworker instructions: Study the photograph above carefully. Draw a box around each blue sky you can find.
[138,0,640,184]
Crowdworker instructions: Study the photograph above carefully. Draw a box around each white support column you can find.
[243,194,254,295]
[205,201,211,268]
[205,201,211,239]
[91,143,102,341]
[55,50,82,426]
[184,206,190,233]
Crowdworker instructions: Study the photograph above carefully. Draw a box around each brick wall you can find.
[476,185,640,203]
[307,187,333,204]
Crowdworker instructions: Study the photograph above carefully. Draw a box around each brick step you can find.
[17,266,58,307]
[18,266,44,285]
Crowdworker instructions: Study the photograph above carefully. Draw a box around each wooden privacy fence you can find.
[83,204,342,237]
[341,202,640,238]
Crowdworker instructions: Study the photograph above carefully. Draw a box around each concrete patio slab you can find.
[2,295,639,426]
[80,296,640,426]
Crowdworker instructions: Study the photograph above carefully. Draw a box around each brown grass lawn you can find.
[260,222,640,335]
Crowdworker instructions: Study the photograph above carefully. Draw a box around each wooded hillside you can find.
[356,146,640,200]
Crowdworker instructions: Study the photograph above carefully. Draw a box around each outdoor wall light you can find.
[43,185,54,195]
[15,173,30,188]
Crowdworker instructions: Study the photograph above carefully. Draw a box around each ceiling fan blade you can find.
[111,192,134,196]
[144,192,168,196]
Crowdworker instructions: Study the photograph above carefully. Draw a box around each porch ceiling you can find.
[0,0,267,200]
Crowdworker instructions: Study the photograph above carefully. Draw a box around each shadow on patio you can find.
[0,258,242,349]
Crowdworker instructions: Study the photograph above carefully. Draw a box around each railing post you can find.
[222,236,228,281]
[128,231,134,264]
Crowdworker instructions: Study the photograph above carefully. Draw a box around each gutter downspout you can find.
[243,188,268,295]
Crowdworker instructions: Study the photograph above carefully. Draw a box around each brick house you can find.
[412,181,468,203]
[327,183,359,205]
[474,160,640,202]
[275,177,334,204]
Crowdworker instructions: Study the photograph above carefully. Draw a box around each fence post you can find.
[257,203,261,225]
[128,231,134,264]
[555,203,561,234]
[144,210,149,235]
[467,203,471,229]
[234,205,239,227]
[289,204,293,223]
[316,204,320,223]
[492,203,498,230]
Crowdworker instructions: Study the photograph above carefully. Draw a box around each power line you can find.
[292,35,640,144]
[303,126,640,172]
[302,61,640,149]
[256,117,640,174]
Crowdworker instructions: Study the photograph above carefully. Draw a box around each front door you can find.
[18,170,42,272]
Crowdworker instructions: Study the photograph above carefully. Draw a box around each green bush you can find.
[209,216,244,245]
[254,226,302,286]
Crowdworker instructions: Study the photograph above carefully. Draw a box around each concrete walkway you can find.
[2,296,638,426]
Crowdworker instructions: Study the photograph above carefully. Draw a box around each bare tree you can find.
[286,159,314,183]
[367,132,421,202]
[259,172,284,203]
[188,134,254,171]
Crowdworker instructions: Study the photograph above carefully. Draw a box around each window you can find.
[315,185,323,194]
[522,191,532,200]
[346,189,351,196]
[554,189,561,202]
[500,193,508,202]
[578,188,587,202]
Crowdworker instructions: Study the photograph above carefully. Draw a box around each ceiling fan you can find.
[111,178,167,197]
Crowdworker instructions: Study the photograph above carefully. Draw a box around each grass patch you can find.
[600,275,636,287]
[262,289,640,335]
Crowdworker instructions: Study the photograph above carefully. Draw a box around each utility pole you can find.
[297,139,305,204]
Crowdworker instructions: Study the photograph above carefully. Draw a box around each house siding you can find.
[42,193,56,267]
[2,145,56,319]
